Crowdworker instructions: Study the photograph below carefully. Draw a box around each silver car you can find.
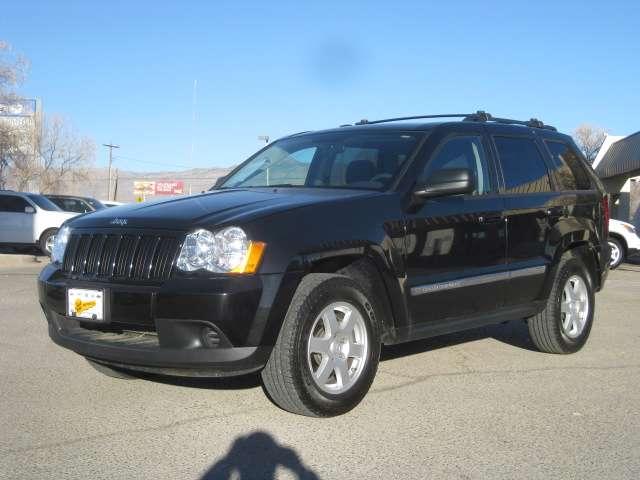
[0,191,78,255]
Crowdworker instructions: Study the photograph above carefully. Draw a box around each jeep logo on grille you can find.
[110,218,128,226]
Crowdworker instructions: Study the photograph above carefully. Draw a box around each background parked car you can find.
[0,191,78,255]
[101,200,125,208]
[608,219,640,269]
[46,195,105,213]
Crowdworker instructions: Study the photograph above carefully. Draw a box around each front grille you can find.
[62,232,180,281]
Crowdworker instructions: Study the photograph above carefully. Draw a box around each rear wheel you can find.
[608,237,624,269]
[528,251,594,354]
[38,228,57,256]
[261,274,381,417]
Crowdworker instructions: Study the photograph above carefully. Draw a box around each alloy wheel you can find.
[560,275,589,339]
[306,301,369,394]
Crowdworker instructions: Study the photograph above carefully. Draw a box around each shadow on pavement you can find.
[0,245,42,255]
[382,318,536,361]
[131,371,262,390]
[134,320,537,388]
[201,431,320,480]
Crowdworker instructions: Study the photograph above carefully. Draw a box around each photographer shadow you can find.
[201,431,320,480]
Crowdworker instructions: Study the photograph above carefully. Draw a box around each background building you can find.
[593,132,640,227]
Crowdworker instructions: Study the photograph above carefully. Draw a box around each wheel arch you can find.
[608,232,627,254]
[302,247,403,344]
[544,239,601,298]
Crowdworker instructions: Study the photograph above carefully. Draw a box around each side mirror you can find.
[414,168,474,199]
[24,206,36,214]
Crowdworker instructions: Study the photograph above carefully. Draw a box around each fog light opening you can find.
[201,326,221,348]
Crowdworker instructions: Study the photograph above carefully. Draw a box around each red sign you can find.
[155,180,184,195]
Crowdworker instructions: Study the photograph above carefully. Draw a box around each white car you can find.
[608,219,640,269]
[0,191,78,255]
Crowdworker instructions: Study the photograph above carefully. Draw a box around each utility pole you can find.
[103,143,119,200]
[113,168,119,201]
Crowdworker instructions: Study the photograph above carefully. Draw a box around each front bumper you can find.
[39,264,301,377]
[626,234,640,258]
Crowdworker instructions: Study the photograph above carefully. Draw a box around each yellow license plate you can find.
[68,288,104,321]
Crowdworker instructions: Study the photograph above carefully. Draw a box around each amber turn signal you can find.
[231,241,266,274]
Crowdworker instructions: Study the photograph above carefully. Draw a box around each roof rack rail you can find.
[351,111,556,131]
[465,111,557,131]
[354,114,470,126]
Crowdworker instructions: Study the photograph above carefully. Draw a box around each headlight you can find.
[622,223,637,235]
[176,226,266,274]
[51,225,71,264]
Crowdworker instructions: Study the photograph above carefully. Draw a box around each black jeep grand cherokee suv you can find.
[39,112,610,417]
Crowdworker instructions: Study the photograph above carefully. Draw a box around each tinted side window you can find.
[420,136,492,195]
[494,137,551,193]
[62,198,88,213]
[545,141,592,190]
[0,195,30,212]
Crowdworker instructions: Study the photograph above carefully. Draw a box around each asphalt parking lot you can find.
[1,264,639,480]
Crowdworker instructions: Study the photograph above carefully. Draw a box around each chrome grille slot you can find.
[61,231,180,281]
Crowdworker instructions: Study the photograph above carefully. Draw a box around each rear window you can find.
[545,141,593,190]
[27,194,61,211]
[494,136,551,194]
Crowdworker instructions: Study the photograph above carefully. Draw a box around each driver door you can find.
[403,129,507,326]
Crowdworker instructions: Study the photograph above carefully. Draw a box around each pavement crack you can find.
[0,405,268,456]
[372,363,640,395]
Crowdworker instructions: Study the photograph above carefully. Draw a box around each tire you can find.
[86,359,138,379]
[261,273,381,417]
[608,237,624,269]
[528,250,595,354]
[38,228,58,256]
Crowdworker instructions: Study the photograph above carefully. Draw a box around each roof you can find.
[293,120,567,138]
[594,131,640,179]
[592,134,624,170]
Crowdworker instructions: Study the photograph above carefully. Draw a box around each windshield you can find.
[219,131,421,190]
[27,194,62,211]
[84,198,105,210]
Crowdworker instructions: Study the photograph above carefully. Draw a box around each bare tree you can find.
[0,41,28,100]
[574,124,607,164]
[1,40,94,192]
[0,41,30,188]
[37,116,95,193]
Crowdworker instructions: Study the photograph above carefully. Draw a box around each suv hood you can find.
[68,188,379,230]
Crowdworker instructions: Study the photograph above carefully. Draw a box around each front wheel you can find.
[608,237,624,269]
[261,274,381,417]
[38,228,58,256]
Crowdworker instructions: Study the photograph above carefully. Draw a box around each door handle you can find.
[546,206,565,218]
[478,214,503,224]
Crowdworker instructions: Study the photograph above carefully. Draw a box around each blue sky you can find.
[2,0,638,171]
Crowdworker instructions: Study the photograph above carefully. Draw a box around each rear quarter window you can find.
[493,136,551,194]
[545,140,593,190]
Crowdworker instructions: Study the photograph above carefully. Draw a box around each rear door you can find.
[491,130,556,307]
[0,195,34,243]
[403,125,507,325]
